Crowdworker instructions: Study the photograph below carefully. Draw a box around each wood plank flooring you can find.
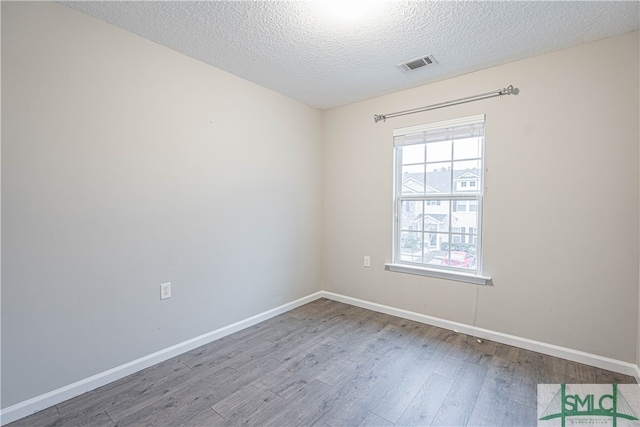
[8,298,636,427]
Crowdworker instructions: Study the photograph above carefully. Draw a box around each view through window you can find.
[393,115,485,274]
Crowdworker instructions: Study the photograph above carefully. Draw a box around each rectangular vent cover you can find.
[398,54,437,72]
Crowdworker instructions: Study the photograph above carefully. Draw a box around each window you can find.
[452,200,467,212]
[469,227,478,244]
[451,227,463,244]
[388,115,488,283]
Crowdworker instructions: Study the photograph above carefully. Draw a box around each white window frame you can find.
[385,115,492,286]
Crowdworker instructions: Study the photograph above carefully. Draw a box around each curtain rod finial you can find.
[374,114,386,123]
[501,85,515,96]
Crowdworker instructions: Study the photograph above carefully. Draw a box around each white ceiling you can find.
[60,1,639,110]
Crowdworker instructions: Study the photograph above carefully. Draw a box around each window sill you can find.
[384,263,493,286]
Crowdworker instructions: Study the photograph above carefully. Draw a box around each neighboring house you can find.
[401,168,480,264]
[402,168,481,195]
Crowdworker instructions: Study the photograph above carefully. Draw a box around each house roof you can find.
[402,168,480,193]
[416,213,448,224]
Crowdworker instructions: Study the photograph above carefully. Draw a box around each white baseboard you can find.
[3,289,638,426]
[320,291,640,379]
[0,291,324,426]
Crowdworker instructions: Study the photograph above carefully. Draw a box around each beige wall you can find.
[1,2,322,407]
[323,31,640,363]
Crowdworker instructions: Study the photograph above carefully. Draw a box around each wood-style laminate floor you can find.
[8,298,636,427]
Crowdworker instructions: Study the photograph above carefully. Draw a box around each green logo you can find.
[539,384,639,427]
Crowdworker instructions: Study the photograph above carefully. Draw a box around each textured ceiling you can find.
[60,1,640,110]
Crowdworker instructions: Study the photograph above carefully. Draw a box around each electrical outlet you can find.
[364,256,371,267]
[160,282,171,300]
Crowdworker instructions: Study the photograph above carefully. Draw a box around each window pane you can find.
[422,232,439,264]
[400,201,423,231]
[455,206,478,226]
[401,164,424,194]
[424,199,449,233]
[425,233,449,267]
[453,160,481,193]
[401,144,425,165]
[425,162,451,193]
[451,209,478,250]
[400,231,423,263]
[468,227,478,245]
[426,140,452,163]
[452,200,467,212]
[454,137,481,160]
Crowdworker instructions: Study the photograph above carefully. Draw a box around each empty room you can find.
[2,1,640,426]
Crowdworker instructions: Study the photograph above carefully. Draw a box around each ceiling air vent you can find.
[398,54,437,72]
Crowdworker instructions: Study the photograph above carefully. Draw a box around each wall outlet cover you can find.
[160,282,171,300]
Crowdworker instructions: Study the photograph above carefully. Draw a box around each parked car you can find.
[441,251,476,268]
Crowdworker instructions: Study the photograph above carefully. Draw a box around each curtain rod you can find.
[373,85,516,123]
